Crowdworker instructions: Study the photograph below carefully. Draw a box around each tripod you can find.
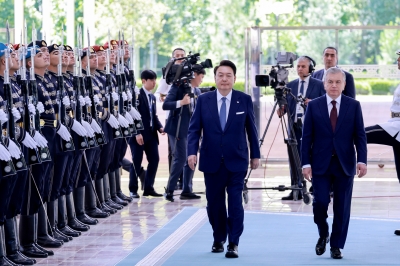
[243,87,311,205]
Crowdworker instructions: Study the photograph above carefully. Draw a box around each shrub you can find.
[354,80,371,95]
[368,79,399,95]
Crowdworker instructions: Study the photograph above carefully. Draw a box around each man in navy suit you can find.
[128,70,164,197]
[278,56,325,200]
[187,60,260,258]
[163,66,203,201]
[312,47,356,99]
[302,67,367,259]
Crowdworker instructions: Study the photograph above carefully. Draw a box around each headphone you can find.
[302,55,316,74]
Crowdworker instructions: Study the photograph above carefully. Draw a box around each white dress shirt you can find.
[326,93,342,117]
[217,89,232,123]
[142,88,153,127]
[295,76,310,120]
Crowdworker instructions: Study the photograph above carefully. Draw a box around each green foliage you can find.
[354,80,371,95]
[367,79,399,95]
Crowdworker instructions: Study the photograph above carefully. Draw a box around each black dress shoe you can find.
[225,244,238,258]
[117,192,133,202]
[281,191,303,200]
[112,195,129,206]
[211,241,225,253]
[77,213,99,225]
[68,218,90,232]
[164,192,174,202]
[20,244,48,258]
[330,247,343,259]
[33,243,54,256]
[7,251,36,265]
[87,207,110,218]
[143,191,163,197]
[180,193,201,200]
[130,192,140,199]
[395,229,400,235]
[315,236,329,255]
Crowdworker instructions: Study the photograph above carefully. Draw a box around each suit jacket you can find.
[187,89,261,173]
[286,77,325,123]
[163,84,201,139]
[301,95,367,176]
[135,88,163,143]
[312,69,356,99]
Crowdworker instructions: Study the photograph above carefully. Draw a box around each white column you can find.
[83,0,95,47]
[42,0,53,42]
[14,0,24,43]
[66,0,75,47]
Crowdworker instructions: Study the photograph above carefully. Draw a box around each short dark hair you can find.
[213,60,236,76]
[323,46,338,55]
[141,69,157,80]
[192,64,206,75]
[172,48,185,58]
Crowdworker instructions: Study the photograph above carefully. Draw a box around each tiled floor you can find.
[34,96,400,265]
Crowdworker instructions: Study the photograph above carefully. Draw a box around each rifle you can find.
[127,28,143,132]
[85,28,106,145]
[72,26,89,150]
[57,25,75,151]
[105,30,122,139]
[18,21,41,165]
[116,31,131,138]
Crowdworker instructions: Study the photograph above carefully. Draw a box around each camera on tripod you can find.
[255,52,299,106]
[162,52,212,96]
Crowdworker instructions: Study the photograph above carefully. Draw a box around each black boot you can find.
[0,224,17,266]
[4,217,36,265]
[48,199,72,243]
[66,193,90,232]
[85,182,110,218]
[114,169,132,203]
[37,203,63,248]
[19,214,48,258]
[96,179,117,214]
[33,213,54,256]
[103,174,123,210]
[109,172,128,206]
[57,195,81,238]
[74,186,98,225]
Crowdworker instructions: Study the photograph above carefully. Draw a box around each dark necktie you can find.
[220,97,227,130]
[297,80,305,119]
[330,100,337,132]
[148,94,153,128]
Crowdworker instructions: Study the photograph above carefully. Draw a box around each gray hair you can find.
[325,67,346,82]
[297,56,311,66]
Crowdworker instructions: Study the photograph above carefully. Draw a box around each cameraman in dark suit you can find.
[277,56,325,200]
[163,66,203,202]
[312,47,356,99]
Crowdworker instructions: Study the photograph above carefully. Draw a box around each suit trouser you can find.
[312,156,354,249]
[366,125,400,181]
[166,134,188,192]
[6,171,28,218]
[0,175,16,224]
[128,133,159,193]
[204,160,246,246]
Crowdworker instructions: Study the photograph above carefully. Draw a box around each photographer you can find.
[277,56,325,200]
[162,65,205,202]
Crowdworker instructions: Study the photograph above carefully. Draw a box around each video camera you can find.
[198,86,216,94]
[255,52,298,106]
[162,52,212,88]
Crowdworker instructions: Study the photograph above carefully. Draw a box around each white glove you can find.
[81,120,95,137]
[117,115,129,128]
[32,131,48,148]
[112,92,119,101]
[22,132,38,149]
[124,112,134,124]
[84,96,92,106]
[62,96,71,107]
[0,144,11,161]
[90,119,102,133]
[0,109,8,123]
[7,139,21,159]
[71,119,87,137]
[126,91,133,100]
[93,95,100,104]
[107,114,119,129]
[12,107,21,122]
[128,108,142,120]
[122,92,128,101]
[134,86,140,95]
[57,124,72,141]
[79,95,86,106]
[36,102,45,114]
[28,103,36,115]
